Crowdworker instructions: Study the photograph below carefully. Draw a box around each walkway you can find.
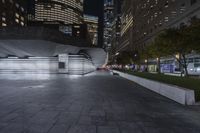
[0,71,200,133]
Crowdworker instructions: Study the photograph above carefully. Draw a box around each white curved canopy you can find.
[0,40,106,67]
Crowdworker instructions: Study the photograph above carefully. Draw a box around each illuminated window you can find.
[2,23,7,26]
[2,17,6,21]
[20,16,24,21]
[159,21,162,26]
[154,12,158,17]
[15,18,19,23]
[21,7,24,12]
[20,22,24,26]
[180,3,186,13]
[164,16,169,22]
[15,3,19,8]
[165,1,169,8]
[15,13,20,18]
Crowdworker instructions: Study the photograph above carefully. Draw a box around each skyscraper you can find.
[34,0,84,25]
[109,0,122,62]
[118,0,200,53]
[84,15,98,46]
[131,0,200,50]
[104,0,114,51]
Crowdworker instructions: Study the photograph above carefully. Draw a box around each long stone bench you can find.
[112,70,196,105]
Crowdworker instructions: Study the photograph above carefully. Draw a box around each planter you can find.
[113,70,196,105]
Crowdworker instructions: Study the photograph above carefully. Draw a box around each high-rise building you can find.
[104,0,114,51]
[0,0,27,27]
[109,0,122,62]
[119,0,134,52]
[26,0,87,40]
[34,0,84,25]
[84,15,98,46]
[132,0,200,50]
[117,0,200,53]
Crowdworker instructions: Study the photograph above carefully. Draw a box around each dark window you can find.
[194,63,200,68]
[187,58,193,63]
[44,4,52,9]
[195,58,200,63]
[59,62,65,69]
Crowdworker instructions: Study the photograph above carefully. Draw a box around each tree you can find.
[187,19,200,53]
[138,46,153,72]
[138,19,200,76]
[148,35,169,73]
[157,22,200,77]
[116,51,133,66]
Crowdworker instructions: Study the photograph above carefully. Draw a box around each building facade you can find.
[118,0,134,52]
[34,0,84,25]
[104,0,114,51]
[84,15,98,46]
[109,0,122,61]
[132,0,200,50]
[26,0,88,40]
[0,0,26,27]
[118,0,200,53]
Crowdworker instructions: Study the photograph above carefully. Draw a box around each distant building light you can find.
[15,18,19,23]
[2,23,7,26]
[2,17,6,21]
[20,16,24,21]
[20,22,24,26]
[115,52,119,56]
[15,13,20,18]
[74,26,80,28]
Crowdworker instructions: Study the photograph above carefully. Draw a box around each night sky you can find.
[84,0,104,47]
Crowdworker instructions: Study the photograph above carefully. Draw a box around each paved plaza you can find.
[0,71,200,133]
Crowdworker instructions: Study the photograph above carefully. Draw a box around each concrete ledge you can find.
[113,70,196,105]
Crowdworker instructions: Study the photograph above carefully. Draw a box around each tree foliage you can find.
[187,19,200,52]
[116,51,133,65]
[139,19,200,76]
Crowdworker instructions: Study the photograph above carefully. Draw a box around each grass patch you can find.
[116,69,200,101]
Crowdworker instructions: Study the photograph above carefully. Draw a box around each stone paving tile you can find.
[0,72,199,133]
[0,123,8,131]
[119,122,143,133]
[0,122,32,133]
[48,124,70,133]
[67,125,96,133]
[97,126,121,133]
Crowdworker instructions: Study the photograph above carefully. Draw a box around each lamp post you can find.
[145,59,148,72]
[175,53,184,77]
[156,57,161,73]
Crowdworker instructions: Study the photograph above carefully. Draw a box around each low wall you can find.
[0,57,58,74]
[113,70,195,105]
[0,56,96,75]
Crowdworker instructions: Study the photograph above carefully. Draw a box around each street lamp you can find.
[175,53,180,59]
